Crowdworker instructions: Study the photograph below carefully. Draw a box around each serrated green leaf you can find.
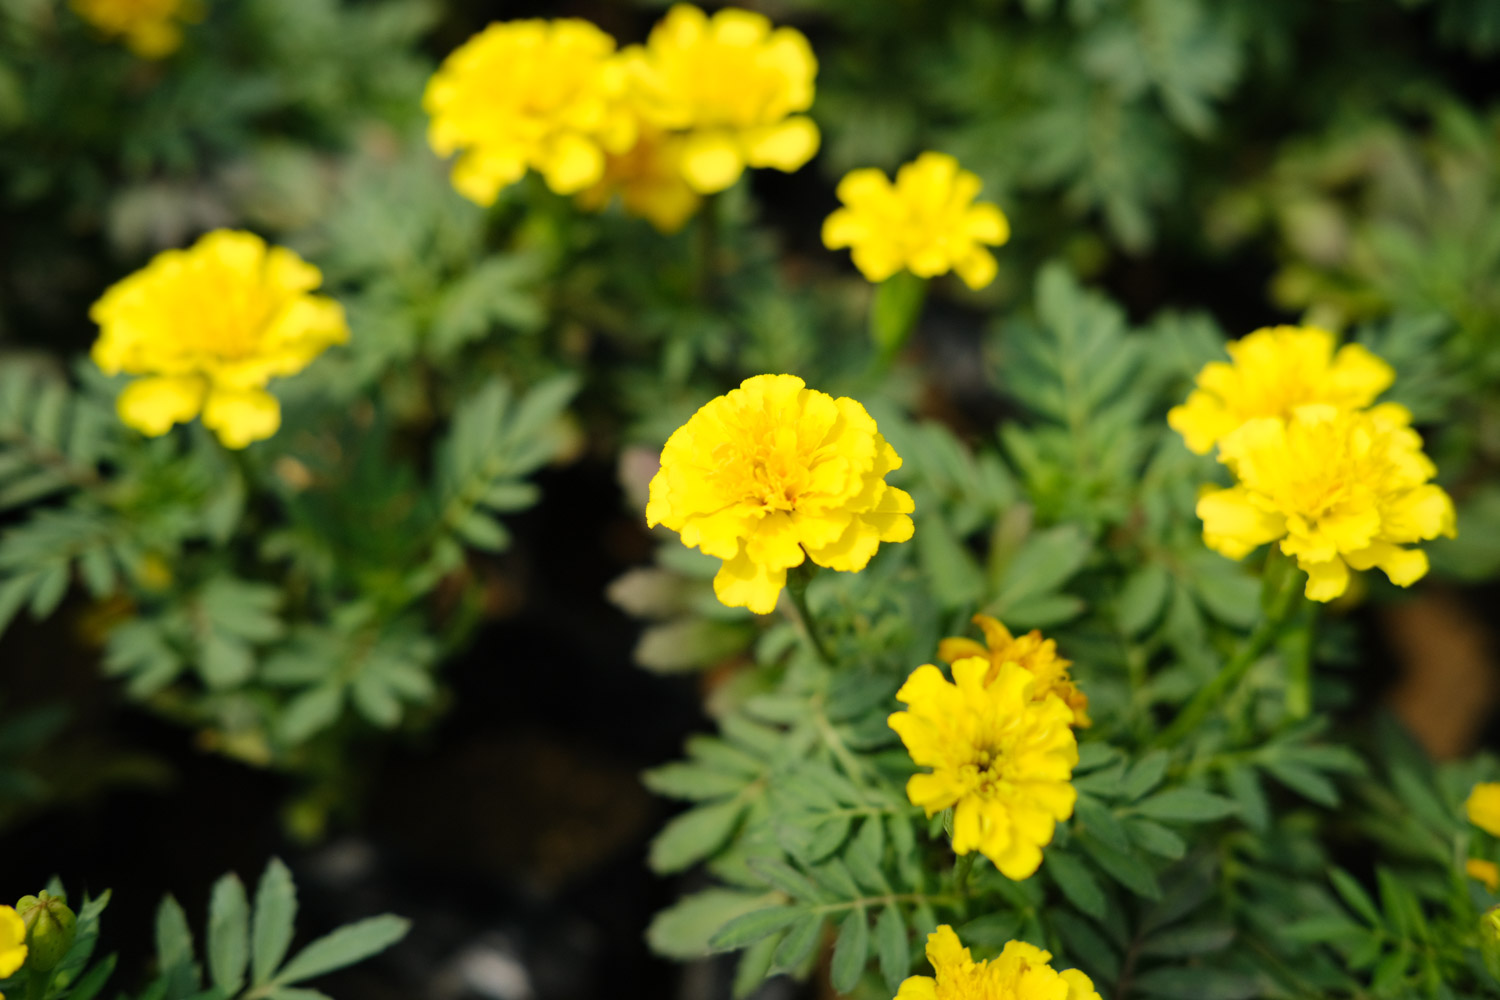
[830,908,870,994]
[272,915,409,986]
[207,874,249,995]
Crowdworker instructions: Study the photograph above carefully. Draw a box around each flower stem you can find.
[1152,548,1305,748]
[785,561,831,665]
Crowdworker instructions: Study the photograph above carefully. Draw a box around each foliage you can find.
[0,858,408,1000]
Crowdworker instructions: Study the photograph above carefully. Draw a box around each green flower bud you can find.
[14,891,76,973]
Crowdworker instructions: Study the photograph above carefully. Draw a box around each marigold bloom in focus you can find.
[645,374,914,614]
[424,19,635,204]
[938,614,1091,728]
[71,0,200,58]
[895,925,1100,1000]
[576,125,702,233]
[1169,325,1393,455]
[623,5,819,194]
[1198,404,1455,602]
[0,906,25,978]
[90,229,349,449]
[822,152,1010,290]
[1470,783,1500,836]
[889,657,1078,880]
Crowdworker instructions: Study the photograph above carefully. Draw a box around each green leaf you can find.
[876,905,910,993]
[273,915,410,986]
[648,890,778,960]
[1117,563,1170,635]
[830,908,871,994]
[251,859,298,986]
[278,684,345,745]
[207,874,250,995]
[1133,789,1238,823]
[1121,750,1171,801]
[156,895,200,999]
[710,906,806,952]
[1046,851,1106,918]
[1131,967,1261,999]
[649,798,748,874]
[772,913,824,972]
[733,933,781,999]
[1329,868,1382,928]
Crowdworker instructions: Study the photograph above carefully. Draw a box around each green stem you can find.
[1152,549,1305,749]
[785,561,831,665]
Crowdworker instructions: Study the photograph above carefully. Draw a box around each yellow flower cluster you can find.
[646,374,914,614]
[889,656,1078,880]
[1169,325,1394,455]
[90,229,349,449]
[0,905,25,980]
[823,152,1010,290]
[895,925,1099,1000]
[425,5,818,228]
[71,0,200,58]
[938,614,1091,728]
[1175,326,1455,601]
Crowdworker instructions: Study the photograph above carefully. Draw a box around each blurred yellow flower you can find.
[1470,859,1500,891]
[1198,404,1455,601]
[822,152,1010,290]
[576,125,702,233]
[1470,783,1500,836]
[623,5,819,194]
[938,614,1091,728]
[895,925,1100,1000]
[0,906,25,978]
[424,19,635,204]
[71,0,200,58]
[90,229,349,449]
[889,656,1078,880]
[645,374,914,614]
[1168,325,1393,455]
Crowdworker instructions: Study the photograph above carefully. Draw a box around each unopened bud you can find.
[15,892,76,972]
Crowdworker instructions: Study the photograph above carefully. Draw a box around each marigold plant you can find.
[89,229,349,449]
[895,925,1099,1000]
[889,656,1079,880]
[645,374,914,613]
[938,614,1091,728]
[70,0,199,58]
[622,4,819,194]
[823,152,1010,290]
[1197,404,1456,601]
[1168,325,1394,455]
[424,18,635,204]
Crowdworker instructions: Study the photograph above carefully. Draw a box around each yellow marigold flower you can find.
[822,152,1010,290]
[0,906,26,978]
[71,0,200,58]
[938,614,1091,728]
[90,229,349,450]
[889,656,1078,880]
[1470,859,1500,892]
[1198,404,1455,602]
[895,925,1100,1000]
[623,5,819,194]
[1470,783,1500,837]
[424,19,636,204]
[1168,325,1394,455]
[645,374,914,615]
[576,125,702,233]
